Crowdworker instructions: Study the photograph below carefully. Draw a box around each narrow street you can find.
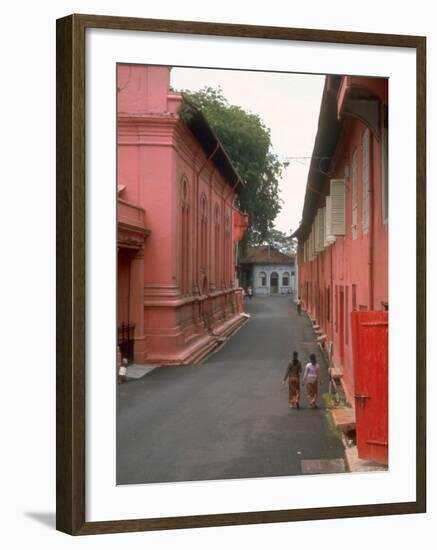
[117,296,345,485]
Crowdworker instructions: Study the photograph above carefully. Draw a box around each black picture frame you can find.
[56,13,426,535]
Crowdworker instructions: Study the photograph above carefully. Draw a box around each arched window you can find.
[200,194,208,273]
[282,272,290,286]
[214,204,220,288]
[259,271,267,287]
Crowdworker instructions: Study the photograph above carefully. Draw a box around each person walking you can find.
[303,353,322,408]
[296,296,302,315]
[283,351,302,409]
[247,286,253,299]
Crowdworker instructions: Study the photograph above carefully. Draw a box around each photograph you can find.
[55,12,425,534]
[2,0,433,546]
[115,63,389,485]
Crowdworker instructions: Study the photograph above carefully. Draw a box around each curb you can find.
[342,436,388,473]
[198,314,251,364]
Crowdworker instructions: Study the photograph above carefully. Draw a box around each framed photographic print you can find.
[56,14,426,535]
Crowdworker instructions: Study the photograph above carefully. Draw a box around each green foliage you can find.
[261,228,297,255]
[181,87,283,246]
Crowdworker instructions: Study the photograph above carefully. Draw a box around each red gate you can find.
[351,311,388,464]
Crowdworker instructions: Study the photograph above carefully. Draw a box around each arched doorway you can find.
[270,272,279,294]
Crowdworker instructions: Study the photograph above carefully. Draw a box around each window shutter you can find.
[312,222,316,259]
[381,105,388,223]
[330,179,346,235]
[352,150,358,239]
[325,196,336,246]
[318,207,325,251]
[312,223,316,259]
[314,211,320,253]
[308,227,313,261]
[362,129,370,233]
[309,224,315,261]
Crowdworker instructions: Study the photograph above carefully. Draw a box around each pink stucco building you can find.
[293,75,388,463]
[117,64,248,365]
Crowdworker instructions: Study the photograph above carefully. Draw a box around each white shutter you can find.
[312,222,316,259]
[352,149,358,239]
[308,227,313,261]
[312,223,316,259]
[309,224,315,261]
[318,207,325,251]
[324,196,336,246]
[314,211,320,253]
[362,129,369,233]
[330,179,346,235]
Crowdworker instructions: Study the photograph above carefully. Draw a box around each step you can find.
[344,445,388,472]
[331,407,356,433]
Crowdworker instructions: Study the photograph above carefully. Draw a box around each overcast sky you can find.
[171,67,325,235]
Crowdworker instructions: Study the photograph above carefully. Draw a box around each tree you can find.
[261,228,297,255]
[180,87,283,247]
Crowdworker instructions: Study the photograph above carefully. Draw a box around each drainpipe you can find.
[368,134,375,311]
[330,243,334,353]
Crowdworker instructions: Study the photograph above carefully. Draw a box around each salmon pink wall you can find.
[117,64,247,365]
[298,77,388,404]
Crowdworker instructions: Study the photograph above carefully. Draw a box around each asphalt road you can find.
[117,296,345,485]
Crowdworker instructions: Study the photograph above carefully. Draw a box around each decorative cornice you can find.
[117,221,150,235]
[117,113,179,139]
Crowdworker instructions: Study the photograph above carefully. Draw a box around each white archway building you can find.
[240,246,296,297]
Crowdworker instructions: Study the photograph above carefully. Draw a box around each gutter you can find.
[180,96,245,195]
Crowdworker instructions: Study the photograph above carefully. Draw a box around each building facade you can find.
[240,246,296,296]
[294,75,388,409]
[117,64,248,365]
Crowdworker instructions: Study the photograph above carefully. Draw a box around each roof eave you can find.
[180,96,245,194]
[298,76,343,234]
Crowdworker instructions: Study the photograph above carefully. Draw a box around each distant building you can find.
[240,246,295,296]
[117,64,248,365]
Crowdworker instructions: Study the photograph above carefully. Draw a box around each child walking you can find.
[283,351,302,409]
[296,296,302,315]
[303,353,322,408]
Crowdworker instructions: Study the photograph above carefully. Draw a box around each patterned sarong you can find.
[288,376,300,405]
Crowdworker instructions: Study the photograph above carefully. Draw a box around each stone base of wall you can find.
[145,312,247,365]
[140,289,247,365]
[132,335,148,364]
